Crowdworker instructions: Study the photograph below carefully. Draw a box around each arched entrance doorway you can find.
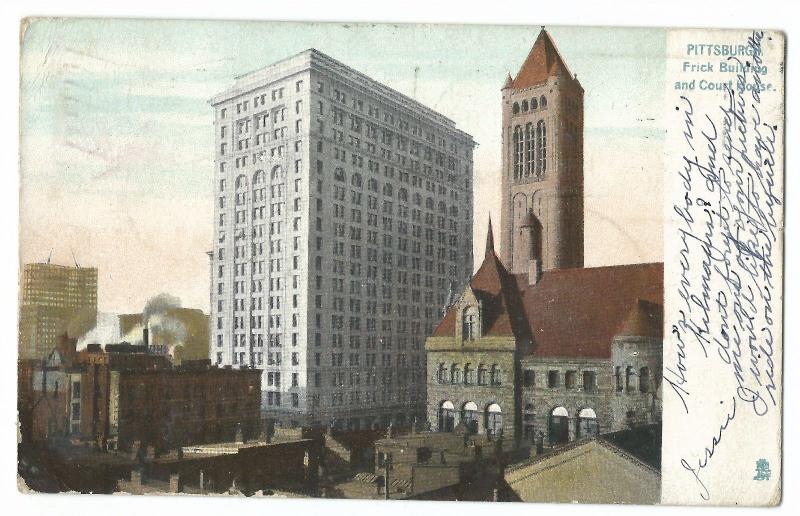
[461,402,478,433]
[549,406,569,444]
[438,401,455,432]
[486,403,502,437]
[577,408,599,438]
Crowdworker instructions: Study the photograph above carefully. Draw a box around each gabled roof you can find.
[431,224,530,339]
[509,29,576,90]
[430,225,663,359]
[515,263,663,358]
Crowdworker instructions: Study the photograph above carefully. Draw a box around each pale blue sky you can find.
[20,19,666,313]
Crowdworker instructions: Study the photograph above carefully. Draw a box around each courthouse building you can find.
[19,263,98,360]
[426,29,664,447]
[209,50,476,428]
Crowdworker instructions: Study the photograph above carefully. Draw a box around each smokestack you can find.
[143,325,149,347]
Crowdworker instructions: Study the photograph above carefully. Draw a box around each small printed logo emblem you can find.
[753,458,771,481]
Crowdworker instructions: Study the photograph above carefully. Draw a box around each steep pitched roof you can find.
[432,225,530,339]
[514,263,663,358]
[431,256,663,358]
[510,29,575,89]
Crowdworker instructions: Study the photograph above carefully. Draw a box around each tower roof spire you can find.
[510,28,576,89]
[485,216,495,257]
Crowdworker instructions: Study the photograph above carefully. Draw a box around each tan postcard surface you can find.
[17,19,784,506]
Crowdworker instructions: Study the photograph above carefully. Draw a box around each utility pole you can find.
[384,454,391,500]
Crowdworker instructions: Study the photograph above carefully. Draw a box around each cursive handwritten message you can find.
[665,30,782,502]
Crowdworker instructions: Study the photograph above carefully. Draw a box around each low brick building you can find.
[426,223,662,447]
[22,335,261,453]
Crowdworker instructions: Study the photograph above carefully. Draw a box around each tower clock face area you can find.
[500,30,585,276]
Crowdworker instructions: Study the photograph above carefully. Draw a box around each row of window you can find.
[218,79,304,119]
[512,95,548,115]
[321,78,472,158]
[435,363,503,386]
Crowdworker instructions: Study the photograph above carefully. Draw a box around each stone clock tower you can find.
[500,29,584,277]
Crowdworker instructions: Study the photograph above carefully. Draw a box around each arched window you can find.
[438,401,455,432]
[490,364,502,385]
[235,175,248,206]
[437,363,447,384]
[462,402,479,433]
[625,366,636,391]
[398,188,408,201]
[253,169,265,185]
[486,403,502,436]
[367,178,378,192]
[462,306,479,341]
[271,165,283,180]
[531,97,538,110]
[536,120,547,174]
[512,102,520,114]
[477,364,487,385]
[540,95,547,108]
[351,172,363,188]
[577,408,599,438]
[463,363,474,385]
[549,407,569,444]
[639,367,651,393]
[524,122,534,176]
[438,201,447,214]
[451,364,461,384]
[425,197,434,210]
[334,167,346,182]
[513,126,523,179]
[521,99,529,112]
[382,183,393,197]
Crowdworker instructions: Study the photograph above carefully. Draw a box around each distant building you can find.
[209,49,476,428]
[23,335,261,453]
[118,308,210,365]
[19,263,97,360]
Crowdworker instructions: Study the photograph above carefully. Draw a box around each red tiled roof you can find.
[432,252,663,359]
[510,29,575,90]
[514,263,663,358]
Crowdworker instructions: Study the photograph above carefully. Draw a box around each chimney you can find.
[169,473,181,493]
[528,259,542,286]
[130,469,143,487]
[143,325,149,347]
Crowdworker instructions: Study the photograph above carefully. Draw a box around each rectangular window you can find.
[523,369,535,388]
[583,371,597,392]
[565,370,577,389]
[547,370,559,388]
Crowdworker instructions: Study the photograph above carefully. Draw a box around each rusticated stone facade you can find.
[426,222,663,447]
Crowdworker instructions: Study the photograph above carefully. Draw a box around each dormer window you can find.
[462,305,480,341]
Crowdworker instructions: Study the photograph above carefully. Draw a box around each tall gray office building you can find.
[209,49,475,429]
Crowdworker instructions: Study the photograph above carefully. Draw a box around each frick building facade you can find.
[209,49,475,429]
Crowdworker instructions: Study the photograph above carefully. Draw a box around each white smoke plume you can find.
[120,293,188,359]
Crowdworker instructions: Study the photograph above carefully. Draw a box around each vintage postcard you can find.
[17,19,784,506]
